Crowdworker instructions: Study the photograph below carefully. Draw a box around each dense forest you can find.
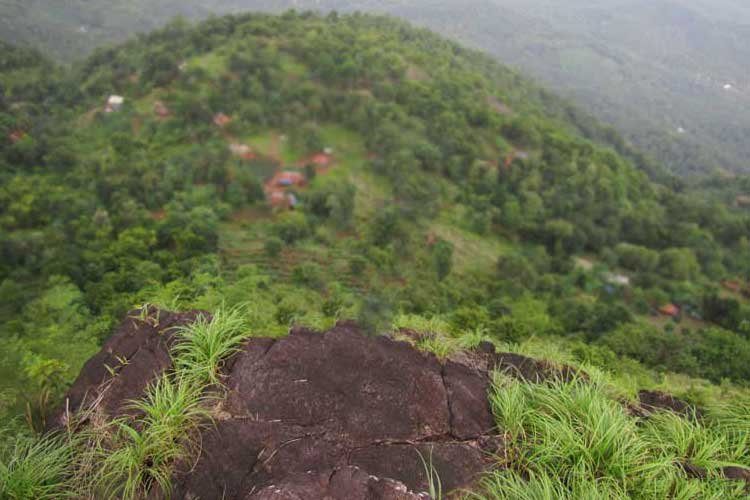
[4,10,750,498]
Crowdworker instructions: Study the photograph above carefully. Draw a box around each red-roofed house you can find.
[276,171,305,187]
[659,304,680,317]
[8,130,25,144]
[311,153,332,167]
[213,112,231,128]
[229,143,255,160]
[154,101,169,118]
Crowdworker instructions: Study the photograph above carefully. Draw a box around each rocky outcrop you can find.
[172,322,501,498]
[51,313,579,499]
[48,308,209,429]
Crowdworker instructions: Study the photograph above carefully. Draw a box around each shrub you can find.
[172,306,249,386]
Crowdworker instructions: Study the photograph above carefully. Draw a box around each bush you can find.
[274,212,309,244]
[264,237,283,258]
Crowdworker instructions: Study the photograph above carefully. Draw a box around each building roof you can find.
[311,153,332,166]
[274,170,305,187]
[154,101,169,117]
[213,112,232,128]
[659,304,680,317]
[8,130,25,144]
[229,143,255,160]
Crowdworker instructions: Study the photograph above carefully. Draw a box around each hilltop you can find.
[2,1,750,179]
[2,11,750,498]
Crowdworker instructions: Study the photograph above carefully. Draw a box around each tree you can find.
[432,238,454,281]
[659,248,700,281]
[615,243,660,273]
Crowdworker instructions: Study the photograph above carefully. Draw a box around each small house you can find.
[604,273,631,287]
[311,153,332,167]
[229,143,255,160]
[8,130,25,144]
[287,193,298,208]
[213,112,232,128]
[104,95,124,113]
[154,101,169,118]
[268,190,298,210]
[276,171,305,187]
[659,304,680,317]
[736,195,750,208]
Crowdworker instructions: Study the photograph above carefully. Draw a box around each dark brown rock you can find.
[349,442,487,493]
[225,323,450,442]
[638,390,698,418]
[47,308,209,428]
[722,465,750,482]
[175,321,499,498]
[442,360,495,439]
[680,461,708,479]
[56,317,511,499]
[494,352,578,382]
[245,467,427,499]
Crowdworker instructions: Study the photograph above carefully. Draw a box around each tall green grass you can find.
[172,306,250,386]
[478,373,750,499]
[90,306,249,498]
[0,432,80,499]
[1,305,250,500]
[95,375,211,499]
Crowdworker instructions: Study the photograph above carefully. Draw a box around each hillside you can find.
[2,1,750,178]
[2,11,750,498]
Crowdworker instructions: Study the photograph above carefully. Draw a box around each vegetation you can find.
[477,373,749,499]
[1,305,247,499]
[3,1,750,179]
[2,9,750,498]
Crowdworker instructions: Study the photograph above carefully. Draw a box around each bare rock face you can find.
[174,322,499,498]
[54,313,582,499]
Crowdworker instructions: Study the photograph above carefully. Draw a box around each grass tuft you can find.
[0,432,80,499]
[95,375,211,499]
[172,305,249,386]
[480,372,750,499]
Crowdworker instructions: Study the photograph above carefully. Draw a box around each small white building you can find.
[104,95,124,113]
[604,272,631,287]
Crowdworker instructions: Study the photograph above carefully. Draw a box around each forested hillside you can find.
[2,0,750,178]
[3,11,750,498]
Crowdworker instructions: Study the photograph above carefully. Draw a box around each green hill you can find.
[3,1,750,179]
[2,11,750,498]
